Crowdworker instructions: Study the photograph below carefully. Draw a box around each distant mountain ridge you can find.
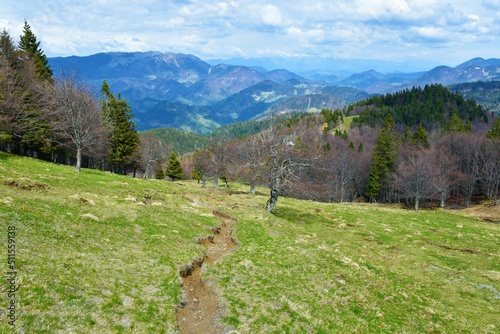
[48,53,500,133]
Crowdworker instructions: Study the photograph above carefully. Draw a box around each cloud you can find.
[482,0,500,10]
[1,0,498,64]
[260,5,283,26]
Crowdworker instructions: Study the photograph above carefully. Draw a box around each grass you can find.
[1,152,499,333]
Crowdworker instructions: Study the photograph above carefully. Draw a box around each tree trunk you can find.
[414,197,420,211]
[75,147,82,172]
[250,184,256,195]
[265,188,279,212]
[202,174,207,188]
[440,195,446,208]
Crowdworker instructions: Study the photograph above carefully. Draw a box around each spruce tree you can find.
[486,118,500,140]
[2,28,52,156]
[366,115,398,202]
[412,124,429,148]
[444,113,472,133]
[165,152,184,180]
[191,169,202,183]
[100,81,140,174]
[18,20,53,82]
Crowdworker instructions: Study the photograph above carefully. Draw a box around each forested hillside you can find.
[351,84,489,129]
[450,81,500,116]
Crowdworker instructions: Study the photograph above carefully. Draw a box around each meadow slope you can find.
[0,152,498,333]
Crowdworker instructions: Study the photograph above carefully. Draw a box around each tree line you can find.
[183,105,499,211]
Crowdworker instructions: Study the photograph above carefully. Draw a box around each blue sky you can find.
[1,0,499,66]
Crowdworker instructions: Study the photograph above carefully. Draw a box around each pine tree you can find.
[165,152,184,180]
[191,169,202,183]
[486,118,500,140]
[100,81,140,174]
[366,115,398,202]
[444,113,472,133]
[412,124,429,148]
[18,20,53,82]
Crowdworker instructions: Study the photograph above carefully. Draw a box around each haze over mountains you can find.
[48,53,500,134]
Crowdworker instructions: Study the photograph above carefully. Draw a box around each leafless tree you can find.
[261,115,319,212]
[139,133,169,178]
[429,142,459,208]
[394,147,435,210]
[41,75,107,172]
[450,133,483,207]
[479,139,500,205]
[207,135,229,188]
[227,135,268,194]
[192,149,212,188]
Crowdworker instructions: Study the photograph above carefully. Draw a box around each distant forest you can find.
[449,81,500,115]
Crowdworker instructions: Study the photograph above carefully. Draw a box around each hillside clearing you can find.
[0,152,498,333]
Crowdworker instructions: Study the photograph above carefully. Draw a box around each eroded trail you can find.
[176,210,238,334]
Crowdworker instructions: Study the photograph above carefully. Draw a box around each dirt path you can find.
[176,210,238,334]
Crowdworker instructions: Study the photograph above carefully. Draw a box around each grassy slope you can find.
[1,152,499,333]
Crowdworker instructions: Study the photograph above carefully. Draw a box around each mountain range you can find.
[48,53,500,133]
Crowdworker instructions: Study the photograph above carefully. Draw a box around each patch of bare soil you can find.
[176,211,238,334]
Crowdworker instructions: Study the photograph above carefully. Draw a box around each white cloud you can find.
[260,5,283,26]
[0,0,498,64]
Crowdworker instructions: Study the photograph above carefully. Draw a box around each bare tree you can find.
[139,133,169,178]
[430,142,459,208]
[207,135,229,188]
[394,148,435,210]
[450,133,482,208]
[192,149,212,188]
[228,135,267,194]
[479,139,500,205]
[261,115,318,212]
[42,75,107,172]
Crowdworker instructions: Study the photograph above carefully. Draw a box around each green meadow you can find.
[0,152,498,333]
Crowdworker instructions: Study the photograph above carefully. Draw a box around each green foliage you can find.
[444,113,473,133]
[352,84,488,129]
[18,20,53,82]
[450,81,500,116]
[191,169,202,182]
[486,117,500,139]
[165,152,184,180]
[100,81,140,171]
[412,124,429,147]
[366,115,398,201]
[154,165,165,179]
[321,108,344,132]
[141,128,208,156]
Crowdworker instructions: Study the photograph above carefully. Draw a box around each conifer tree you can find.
[486,118,500,140]
[366,115,398,202]
[444,113,472,133]
[412,124,429,148]
[100,81,140,174]
[165,152,184,180]
[1,28,52,156]
[18,20,53,82]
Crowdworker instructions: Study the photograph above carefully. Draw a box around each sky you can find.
[1,0,499,68]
